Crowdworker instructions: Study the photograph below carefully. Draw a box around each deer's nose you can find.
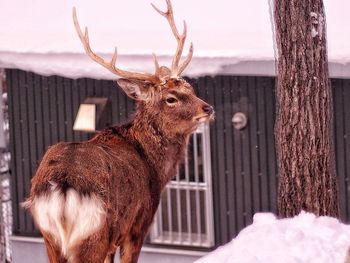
[203,105,214,116]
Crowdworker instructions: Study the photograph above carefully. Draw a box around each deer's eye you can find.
[166,95,178,105]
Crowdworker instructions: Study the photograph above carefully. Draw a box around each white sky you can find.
[0,0,349,78]
[0,0,274,57]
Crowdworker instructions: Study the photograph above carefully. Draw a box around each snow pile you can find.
[196,212,350,263]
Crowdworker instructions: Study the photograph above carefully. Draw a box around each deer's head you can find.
[73,0,214,137]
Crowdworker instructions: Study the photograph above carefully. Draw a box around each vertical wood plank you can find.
[48,76,58,144]
[232,76,245,232]
[240,76,253,225]
[343,79,350,219]
[223,76,237,237]
[18,70,31,231]
[7,69,20,233]
[56,76,67,141]
[41,76,51,148]
[109,81,120,124]
[257,77,269,211]
[205,76,221,245]
[64,78,74,141]
[213,76,229,244]
[265,78,277,212]
[333,79,347,220]
[248,77,261,213]
[33,74,44,160]
[26,72,37,231]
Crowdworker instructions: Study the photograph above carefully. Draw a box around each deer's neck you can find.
[91,114,189,189]
[127,118,188,188]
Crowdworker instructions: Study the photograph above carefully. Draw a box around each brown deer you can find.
[23,1,214,262]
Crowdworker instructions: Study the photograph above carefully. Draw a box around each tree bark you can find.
[274,0,339,217]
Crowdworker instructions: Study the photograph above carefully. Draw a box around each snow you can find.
[0,0,349,78]
[311,28,319,38]
[196,212,350,263]
[310,12,318,18]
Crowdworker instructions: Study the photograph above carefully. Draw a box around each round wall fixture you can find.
[232,112,248,130]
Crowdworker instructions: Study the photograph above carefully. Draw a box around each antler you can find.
[151,0,193,77]
[73,7,160,83]
[73,0,193,82]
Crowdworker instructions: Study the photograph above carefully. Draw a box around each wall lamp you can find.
[73,97,111,132]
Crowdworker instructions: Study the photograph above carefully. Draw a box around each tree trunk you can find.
[274,0,339,217]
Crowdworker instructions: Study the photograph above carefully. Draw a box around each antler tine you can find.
[177,42,193,76]
[151,0,180,40]
[73,7,159,83]
[152,53,160,76]
[151,0,192,77]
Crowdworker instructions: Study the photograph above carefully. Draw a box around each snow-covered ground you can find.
[196,212,350,263]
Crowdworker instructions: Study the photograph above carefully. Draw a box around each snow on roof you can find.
[196,212,350,263]
[0,0,349,79]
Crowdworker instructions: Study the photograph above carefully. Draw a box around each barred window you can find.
[150,123,214,247]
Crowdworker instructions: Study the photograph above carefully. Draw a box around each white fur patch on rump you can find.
[31,186,106,257]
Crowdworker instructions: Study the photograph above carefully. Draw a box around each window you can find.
[150,123,214,247]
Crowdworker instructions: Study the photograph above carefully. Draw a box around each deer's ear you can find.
[116,78,152,101]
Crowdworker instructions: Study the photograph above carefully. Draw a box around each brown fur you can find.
[24,78,214,263]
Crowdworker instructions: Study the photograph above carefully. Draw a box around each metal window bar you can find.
[150,123,214,247]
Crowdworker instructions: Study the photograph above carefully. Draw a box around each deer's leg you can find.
[104,252,115,263]
[71,224,111,263]
[119,234,144,263]
[120,224,151,263]
[43,234,67,263]
[71,239,110,263]
[119,208,154,263]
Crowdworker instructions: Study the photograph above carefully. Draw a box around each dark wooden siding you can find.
[333,78,350,222]
[6,69,350,248]
[199,76,278,245]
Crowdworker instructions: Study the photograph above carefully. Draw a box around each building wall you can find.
[6,69,350,249]
[199,76,277,244]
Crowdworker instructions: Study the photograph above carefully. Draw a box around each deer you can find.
[22,1,214,262]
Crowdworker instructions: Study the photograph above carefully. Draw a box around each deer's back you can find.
[30,140,152,206]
